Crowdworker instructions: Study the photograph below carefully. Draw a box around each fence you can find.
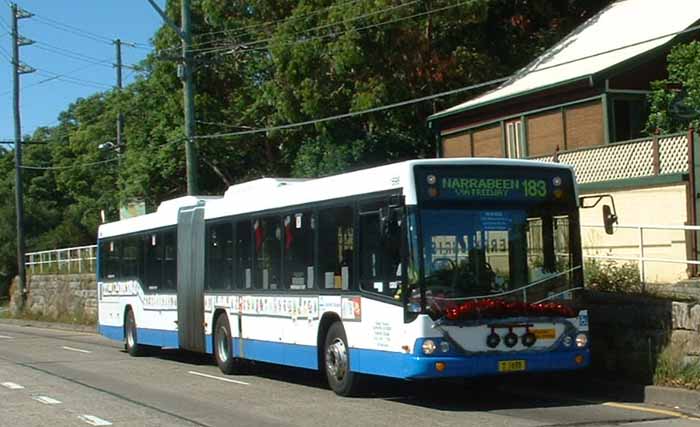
[581,223,700,290]
[25,245,97,275]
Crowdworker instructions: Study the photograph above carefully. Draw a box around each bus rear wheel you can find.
[214,314,241,374]
[124,309,145,357]
[324,322,362,396]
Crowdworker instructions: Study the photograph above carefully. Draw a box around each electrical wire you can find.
[0,44,11,62]
[192,0,366,42]
[32,13,150,48]
[0,62,107,97]
[35,69,112,90]
[33,43,113,68]
[195,0,472,56]
[193,21,700,140]
[20,157,119,170]
[189,0,419,53]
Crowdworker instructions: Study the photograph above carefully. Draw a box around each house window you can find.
[505,120,523,158]
[613,98,646,142]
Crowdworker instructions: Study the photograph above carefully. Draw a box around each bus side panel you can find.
[345,297,418,378]
[98,280,179,348]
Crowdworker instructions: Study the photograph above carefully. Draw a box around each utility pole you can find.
[11,2,34,310]
[146,0,198,195]
[114,39,123,152]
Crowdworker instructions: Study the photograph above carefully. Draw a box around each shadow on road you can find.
[143,348,646,412]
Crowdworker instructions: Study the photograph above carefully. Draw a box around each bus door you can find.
[177,203,206,352]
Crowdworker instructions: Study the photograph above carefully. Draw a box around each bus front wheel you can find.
[124,309,145,357]
[214,314,241,374]
[324,322,362,396]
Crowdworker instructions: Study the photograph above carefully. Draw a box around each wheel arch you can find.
[317,311,342,371]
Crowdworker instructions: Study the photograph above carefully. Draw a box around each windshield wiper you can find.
[431,264,582,302]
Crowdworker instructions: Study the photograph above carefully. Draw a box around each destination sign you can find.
[415,165,575,205]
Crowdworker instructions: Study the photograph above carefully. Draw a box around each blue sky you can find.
[0,0,166,140]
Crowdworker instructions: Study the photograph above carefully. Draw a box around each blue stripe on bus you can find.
[237,339,318,370]
[99,324,588,379]
[99,324,123,341]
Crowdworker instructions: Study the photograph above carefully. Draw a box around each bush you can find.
[585,259,642,294]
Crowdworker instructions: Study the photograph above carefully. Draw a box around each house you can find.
[428,0,700,285]
[428,0,700,160]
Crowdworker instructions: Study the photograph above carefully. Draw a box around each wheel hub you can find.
[326,338,348,381]
[126,315,135,348]
[217,326,229,363]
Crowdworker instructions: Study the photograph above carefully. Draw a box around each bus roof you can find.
[98,158,575,238]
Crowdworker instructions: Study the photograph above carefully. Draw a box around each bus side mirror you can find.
[603,204,617,235]
[580,194,619,235]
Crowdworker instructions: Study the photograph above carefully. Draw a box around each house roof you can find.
[429,0,700,122]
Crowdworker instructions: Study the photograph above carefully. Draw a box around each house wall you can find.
[527,110,564,157]
[579,183,689,284]
[440,98,605,159]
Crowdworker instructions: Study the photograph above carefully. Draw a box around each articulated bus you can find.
[97,158,603,396]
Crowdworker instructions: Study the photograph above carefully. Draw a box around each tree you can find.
[647,41,700,133]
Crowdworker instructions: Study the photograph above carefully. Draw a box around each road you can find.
[0,323,697,427]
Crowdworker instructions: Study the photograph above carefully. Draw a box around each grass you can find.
[654,343,700,390]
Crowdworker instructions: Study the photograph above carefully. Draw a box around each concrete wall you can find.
[579,183,689,284]
[9,274,97,324]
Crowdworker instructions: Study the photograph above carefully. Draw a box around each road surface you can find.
[0,322,697,427]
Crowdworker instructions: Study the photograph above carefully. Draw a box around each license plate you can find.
[532,328,556,339]
[498,360,526,372]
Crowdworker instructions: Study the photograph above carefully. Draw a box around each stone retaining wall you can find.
[585,291,700,383]
[9,274,97,324]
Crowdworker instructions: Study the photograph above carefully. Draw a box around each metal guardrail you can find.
[581,223,700,290]
[25,245,97,275]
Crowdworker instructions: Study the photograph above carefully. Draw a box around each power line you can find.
[195,0,472,56]
[193,21,700,140]
[0,62,107,97]
[0,44,10,61]
[33,42,113,68]
[192,0,366,42]
[20,157,119,170]
[32,13,150,49]
[195,76,509,140]
[35,69,112,90]
[189,0,416,53]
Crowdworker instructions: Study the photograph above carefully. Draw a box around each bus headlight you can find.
[576,333,588,348]
[439,341,450,353]
[422,339,437,355]
[563,336,573,347]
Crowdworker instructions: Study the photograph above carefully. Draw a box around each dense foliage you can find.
[647,40,700,133]
[0,0,612,295]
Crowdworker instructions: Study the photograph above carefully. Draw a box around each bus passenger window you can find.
[122,236,142,279]
[254,217,281,290]
[284,211,314,290]
[236,220,253,289]
[206,222,233,290]
[144,233,163,291]
[163,230,177,290]
[318,207,354,290]
[102,240,120,279]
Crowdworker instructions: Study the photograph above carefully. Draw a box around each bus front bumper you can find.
[350,348,590,379]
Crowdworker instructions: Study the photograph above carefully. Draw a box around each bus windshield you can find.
[420,206,580,303]
[412,164,582,310]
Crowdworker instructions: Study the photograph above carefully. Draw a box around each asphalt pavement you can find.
[0,322,698,427]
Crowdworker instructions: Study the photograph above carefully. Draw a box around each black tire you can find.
[214,314,241,374]
[124,309,146,357]
[324,322,362,396]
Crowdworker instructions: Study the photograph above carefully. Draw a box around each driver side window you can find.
[359,202,404,296]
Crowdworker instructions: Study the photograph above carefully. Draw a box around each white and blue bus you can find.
[97,158,604,396]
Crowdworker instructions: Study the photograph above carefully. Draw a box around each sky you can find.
[0,0,166,141]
